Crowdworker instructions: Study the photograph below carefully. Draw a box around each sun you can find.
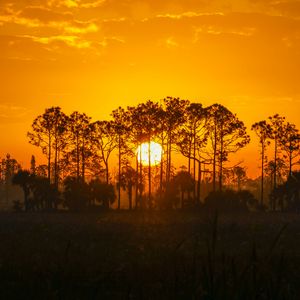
[137,142,163,166]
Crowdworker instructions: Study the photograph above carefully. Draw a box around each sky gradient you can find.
[0,0,299,176]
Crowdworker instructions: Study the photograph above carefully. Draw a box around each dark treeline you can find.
[1,97,300,212]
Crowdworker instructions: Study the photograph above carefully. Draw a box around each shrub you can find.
[204,189,257,212]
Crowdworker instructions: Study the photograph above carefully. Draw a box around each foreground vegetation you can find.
[0,211,300,299]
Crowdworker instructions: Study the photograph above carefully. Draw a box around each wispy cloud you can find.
[0,104,31,123]
[24,34,92,48]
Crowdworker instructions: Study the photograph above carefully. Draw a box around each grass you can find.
[0,211,300,299]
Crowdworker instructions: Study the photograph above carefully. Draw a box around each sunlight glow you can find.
[137,142,163,166]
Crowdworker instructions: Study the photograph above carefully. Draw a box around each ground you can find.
[0,211,300,299]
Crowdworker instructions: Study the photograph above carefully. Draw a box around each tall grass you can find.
[0,212,298,299]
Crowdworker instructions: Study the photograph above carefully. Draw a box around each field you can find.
[1,211,300,299]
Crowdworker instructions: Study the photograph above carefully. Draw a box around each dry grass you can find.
[0,211,299,299]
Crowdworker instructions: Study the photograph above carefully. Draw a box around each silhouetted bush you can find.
[31,176,60,210]
[158,181,180,209]
[63,177,90,211]
[204,189,257,212]
[12,170,32,211]
[89,179,116,209]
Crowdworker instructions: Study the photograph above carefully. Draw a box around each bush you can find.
[63,177,90,211]
[204,189,257,212]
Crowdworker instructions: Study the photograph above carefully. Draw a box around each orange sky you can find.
[0,0,299,177]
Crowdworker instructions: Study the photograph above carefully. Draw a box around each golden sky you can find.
[0,0,299,177]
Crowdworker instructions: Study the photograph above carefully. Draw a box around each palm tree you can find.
[12,170,32,211]
[174,171,194,208]
[119,166,137,210]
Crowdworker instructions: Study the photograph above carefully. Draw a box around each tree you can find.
[12,170,32,211]
[268,114,286,189]
[119,165,137,210]
[280,122,300,176]
[89,179,116,209]
[1,154,21,185]
[174,171,194,208]
[207,104,250,191]
[163,97,189,185]
[28,107,68,186]
[31,176,60,210]
[63,176,90,211]
[66,112,93,182]
[30,155,36,175]
[252,120,272,207]
[111,107,131,209]
[270,172,300,212]
[204,190,256,212]
[176,102,208,204]
[92,120,117,185]
[232,166,247,191]
[130,101,162,207]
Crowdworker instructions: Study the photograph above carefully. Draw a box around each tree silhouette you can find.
[1,154,21,185]
[12,170,32,211]
[130,101,162,207]
[176,102,208,204]
[66,112,92,182]
[163,97,189,185]
[174,171,194,208]
[92,120,117,185]
[232,166,247,191]
[89,179,116,209]
[268,114,286,189]
[207,104,250,191]
[30,155,36,175]
[252,120,272,207]
[111,107,131,209]
[270,172,300,212]
[119,165,137,210]
[31,176,60,210]
[28,107,68,186]
[63,176,90,211]
[280,122,300,176]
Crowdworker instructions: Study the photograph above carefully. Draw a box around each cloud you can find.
[272,0,300,18]
[0,4,99,36]
[80,0,106,8]
[0,104,31,124]
[20,6,74,23]
[47,0,80,8]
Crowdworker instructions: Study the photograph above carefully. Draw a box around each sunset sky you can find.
[0,0,299,177]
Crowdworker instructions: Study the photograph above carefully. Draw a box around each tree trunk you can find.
[48,133,51,184]
[169,135,172,181]
[213,124,217,192]
[289,144,292,176]
[118,135,121,210]
[139,145,143,207]
[193,127,196,203]
[160,136,164,204]
[261,142,264,208]
[76,134,80,181]
[81,138,85,183]
[54,139,58,189]
[135,153,139,209]
[219,127,223,191]
[197,160,201,205]
[274,138,277,189]
[166,137,169,184]
[148,138,151,208]
[105,162,109,184]
[129,186,132,210]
